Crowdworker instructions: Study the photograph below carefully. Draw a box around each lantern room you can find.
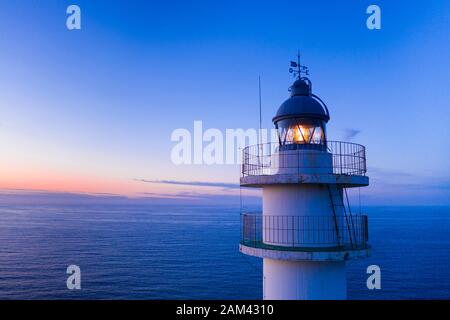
[273,78,330,151]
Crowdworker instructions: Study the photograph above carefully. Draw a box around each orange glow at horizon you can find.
[0,166,242,198]
[0,169,140,196]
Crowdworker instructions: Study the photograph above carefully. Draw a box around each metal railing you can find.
[241,141,366,177]
[240,213,369,251]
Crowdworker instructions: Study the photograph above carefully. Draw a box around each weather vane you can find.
[289,51,309,79]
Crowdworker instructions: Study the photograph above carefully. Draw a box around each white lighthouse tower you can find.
[240,58,370,300]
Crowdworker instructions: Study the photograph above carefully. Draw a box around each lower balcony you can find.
[240,213,369,261]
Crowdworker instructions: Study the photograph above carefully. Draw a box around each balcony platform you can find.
[240,173,369,187]
[240,242,371,262]
[240,213,370,261]
[241,141,368,188]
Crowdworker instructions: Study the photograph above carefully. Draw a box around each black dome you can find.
[272,79,330,123]
[290,79,310,96]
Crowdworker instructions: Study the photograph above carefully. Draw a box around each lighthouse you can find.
[240,58,370,300]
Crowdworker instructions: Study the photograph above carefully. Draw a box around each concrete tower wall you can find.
[263,259,347,300]
[262,184,337,216]
[262,183,346,299]
[262,184,344,247]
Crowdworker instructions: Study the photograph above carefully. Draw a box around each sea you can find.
[0,204,449,299]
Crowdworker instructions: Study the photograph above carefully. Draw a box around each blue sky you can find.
[0,1,448,205]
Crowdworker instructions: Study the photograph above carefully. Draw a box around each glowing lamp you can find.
[272,78,329,150]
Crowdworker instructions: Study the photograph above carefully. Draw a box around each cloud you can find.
[139,191,206,200]
[359,168,450,205]
[135,179,240,189]
[368,166,415,178]
[370,176,450,191]
[0,188,261,206]
[343,129,361,140]
[0,188,131,205]
[368,167,450,190]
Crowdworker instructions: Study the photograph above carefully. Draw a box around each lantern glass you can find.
[276,118,326,148]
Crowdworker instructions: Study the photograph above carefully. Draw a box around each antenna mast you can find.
[258,76,262,144]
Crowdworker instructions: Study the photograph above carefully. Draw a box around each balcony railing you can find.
[241,141,366,177]
[241,213,369,251]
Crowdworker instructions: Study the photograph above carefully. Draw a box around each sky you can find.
[0,0,448,205]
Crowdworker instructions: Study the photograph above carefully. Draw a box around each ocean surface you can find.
[0,204,449,299]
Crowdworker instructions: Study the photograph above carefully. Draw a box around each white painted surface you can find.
[272,149,333,175]
[263,184,335,216]
[240,173,369,188]
[261,183,347,299]
[239,244,370,261]
[263,258,347,300]
[262,184,343,247]
[239,148,369,300]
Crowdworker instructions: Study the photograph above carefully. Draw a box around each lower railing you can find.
[241,213,369,251]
